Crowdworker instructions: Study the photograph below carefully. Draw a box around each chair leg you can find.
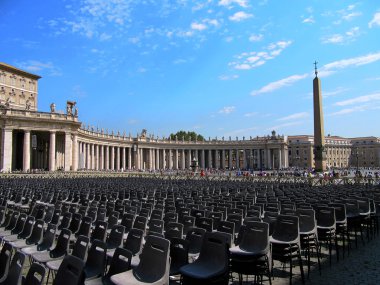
[298,249,305,284]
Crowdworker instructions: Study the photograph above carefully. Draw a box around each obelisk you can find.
[313,61,327,172]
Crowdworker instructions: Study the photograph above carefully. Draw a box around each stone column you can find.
[1,128,13,172]
[168,149,173,169]
[49,131,56,171]
[181,149,185,169]
[161,149,166,169]
[267,149,272,169]
[201,149,205,169]
[221,149,225,169]
[64,132,72,171]
[116,146,120,171]
[228,149,232,169]
[194,150,198,164]
[128,147,132,170]
[174,149,178,170]
[235,149,239,169]
[186,150,191,169]
[95,145,99,170]
[23,130,31,172]
[278,149,282,169]
[136,147,140,169]
[242,150,246,169]
[208,149,212,169]
[72,134,78,171]
[99,145,104,170]
[257,149,261,169]
[122,147,126,171]
[110,146,115,170]
[155,149,160,170]
[105,145,109,170]
[91,144,95,170]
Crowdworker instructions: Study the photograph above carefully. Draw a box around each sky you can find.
[1,0,380,139]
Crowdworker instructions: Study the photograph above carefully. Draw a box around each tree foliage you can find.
[169,130,205,141]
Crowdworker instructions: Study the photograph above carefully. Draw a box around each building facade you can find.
[0,63,379,172]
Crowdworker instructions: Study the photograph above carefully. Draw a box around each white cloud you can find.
[99,33,112,41]
[267,121,302,131]
[219,106,236,114]
[229,11,253,22]
[218,0,248,8]
[327,104,380,116]
[191,22,207,31]
[342,12,362,21]
[229,40,292,70]
[277,112,309,121]
[16,60,62,76]
[323,87,349,98]
[323,52,380,71]
[251,73,309,96]
[302,16,315,24]
[334,93,380,106]
[224,127,258,136]
[322,34,344,44]
[244,112,257,117]
[369,12,380,28]
[249,34,263,42]
[219,74,239,80]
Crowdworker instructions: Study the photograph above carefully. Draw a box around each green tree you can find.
[169,130,205,141]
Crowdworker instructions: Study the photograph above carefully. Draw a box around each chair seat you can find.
[111,270,167,285]
[84,276,103,285]
[21,245,40,256]
[131,255,140,268]
[46,258,65,271]
[270,236,300,245]
[32,251,53,263]
[10,239,31,249]
[180,261,226,280]
[3,234,20,242]
[229,245,268,257]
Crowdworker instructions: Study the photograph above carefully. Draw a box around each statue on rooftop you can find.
[50,103,56,113]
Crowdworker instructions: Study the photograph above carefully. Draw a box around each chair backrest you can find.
[296,209,316,234]
[148,219,164,235]
[76,216,92,237]
[217,220,235,236]
[185,227,206,255]
[91,221,108,242]
[196,232,229,273]
[11,213,27,235]
[328,203,347,223]
[316,207,336,229]
[134,235,170,283]
[107,211,119,229]
[169,238,189,275]
[165,222,183,240]
[195,217,213,232]
[133,215,147,233]
[5,211,20,231]
[22,262,46,285]
[58,212,72,230]
[72,235,90,260]
[0,209,12,228]
[18,215,35,239]
[121,213,135,232]
[26,219,44,245]
[106,225,125,249]
[53,255,85,285]
[124,228,144,255]
[69,213,82,234]
[0,242,12,280]
[182,215,195,236]
[106,247,132,277]
[85,239,107,278]
[272,215,300,243]
[50,228,71,258]
[239,221,269,254]
[50,209,61,225]
[3,251,25,285]
[37,223,57,251]
[0,206,5,225]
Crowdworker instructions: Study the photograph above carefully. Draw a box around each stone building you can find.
[0,62,379,172]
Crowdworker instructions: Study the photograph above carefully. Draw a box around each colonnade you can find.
[1,127,288,172]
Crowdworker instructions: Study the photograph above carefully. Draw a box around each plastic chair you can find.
[169,238,189,277]
[85,247,132,285]
[3,215,34,243]
[230,221,271,285]
[106,225,125,250]
[186,227,206,258]
[53,255,85,285]
[22,262,45,285]
[91,221,108,242]
[296,208,321,277]
[11,219,44,250]
[180,232,230,285]
[0,243,12,283]
[46,235,90,284]
[84,239,107,280]
[0,251,25,285]
[21,223,57,259]
[165,222,183,241]
[111,235,170,285]
[316,206,339,266]
[270,215,305,285]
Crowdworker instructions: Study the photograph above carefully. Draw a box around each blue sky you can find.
[1,0,380,138]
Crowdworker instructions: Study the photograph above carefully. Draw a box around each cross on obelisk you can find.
[313,60,326,171]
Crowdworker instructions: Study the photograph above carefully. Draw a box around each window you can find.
[10,75,16,86]
[20,78,25,89]
[29,81,35,91]
[0,72,5,83]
